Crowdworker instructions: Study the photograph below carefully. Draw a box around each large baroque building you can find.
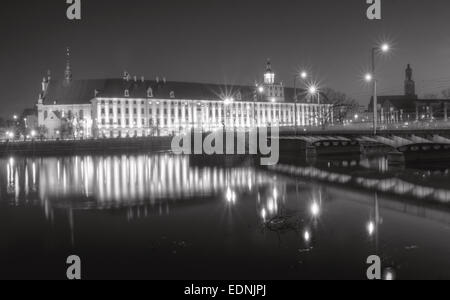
[37,51,331,139]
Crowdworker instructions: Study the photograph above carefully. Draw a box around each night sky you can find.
[1,0,450,118]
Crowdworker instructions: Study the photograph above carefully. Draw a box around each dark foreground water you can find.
[1,153,450,280]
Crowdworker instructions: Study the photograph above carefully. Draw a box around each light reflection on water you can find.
[2,154,271,210]
[1,154,450,279]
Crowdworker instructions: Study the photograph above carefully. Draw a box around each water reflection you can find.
[270,157,450,203]
[0,155,275,212]
[1,154,450,279]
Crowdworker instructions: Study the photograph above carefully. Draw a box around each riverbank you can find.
[0,137,173,157]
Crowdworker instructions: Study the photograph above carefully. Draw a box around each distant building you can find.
[22,108,38,131]
[369,64,450,123]
[36,50,331,139]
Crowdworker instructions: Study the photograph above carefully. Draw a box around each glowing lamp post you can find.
[293,70,310,131]
[308,85,320,104]
[294,70,309,102]
[369,43,390,135]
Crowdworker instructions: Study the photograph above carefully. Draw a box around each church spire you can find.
[404,63,416,97]
[65,47,72,83]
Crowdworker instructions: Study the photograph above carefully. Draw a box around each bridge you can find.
[277,121,450,163]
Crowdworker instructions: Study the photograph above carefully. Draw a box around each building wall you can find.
[37,98,330,139]
[37,103,93,139]
[92,97,331,138]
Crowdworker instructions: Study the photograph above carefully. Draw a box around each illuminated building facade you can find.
[37,52,331,139]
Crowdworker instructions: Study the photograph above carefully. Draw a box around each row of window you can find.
[98,99,319,110]
[99,109,321,127]
[99,105,323,120]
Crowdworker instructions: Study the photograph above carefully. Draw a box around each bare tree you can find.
[319,88,359,127]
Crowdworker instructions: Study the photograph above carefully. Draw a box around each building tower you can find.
[404,64,416,97]
[262,59,284,102]
[264,59,275,85]
[65,47,73,84]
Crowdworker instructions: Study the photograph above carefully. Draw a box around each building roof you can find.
[42,78,313,105]
[44,79,106,105]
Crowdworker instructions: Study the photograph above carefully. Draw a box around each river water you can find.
[1,153,450,280]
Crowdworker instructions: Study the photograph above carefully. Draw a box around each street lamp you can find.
[300,71,308,80]
[258,86,264,94]
[308,84,320,104]
[381,43,390,53]
[371,42,391,135]
[294,70,309,101]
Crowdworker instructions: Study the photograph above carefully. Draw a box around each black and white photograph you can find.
[1,0,450,284]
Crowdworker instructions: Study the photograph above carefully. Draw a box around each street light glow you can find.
[300,71,308,80]
[381,43,390,53]
[365,73,373,82]
[308,85,318,95]
[224,97,234,105]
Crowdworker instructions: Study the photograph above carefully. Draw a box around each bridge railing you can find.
[282,120,450,133]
